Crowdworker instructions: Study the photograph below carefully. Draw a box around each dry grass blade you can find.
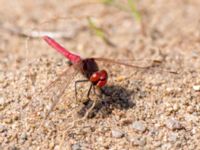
[87,17,115,47]
[127,0,142,22]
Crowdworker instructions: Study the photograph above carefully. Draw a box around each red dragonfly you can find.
[29,36,151,119]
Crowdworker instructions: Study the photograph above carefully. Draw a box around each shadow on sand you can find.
[77,85,139,118]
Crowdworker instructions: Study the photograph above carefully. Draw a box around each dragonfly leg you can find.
[92,86,102,97]
[83,84,100,119]
[75,79,89,102]
[83,97,96,119]
[87,83,93,100]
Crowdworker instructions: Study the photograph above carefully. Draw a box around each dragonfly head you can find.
[89,70,108,87]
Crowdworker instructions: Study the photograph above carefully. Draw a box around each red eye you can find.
[97,80,107,87]
[97,70,108,87]
[99,70,107,80]
[90,70,108,87]
[90,72,100,82]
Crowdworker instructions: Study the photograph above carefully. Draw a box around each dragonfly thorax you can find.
[81,58,98,78]
[90,70,108,87]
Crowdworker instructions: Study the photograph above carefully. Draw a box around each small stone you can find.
[0,74,4,83]
[166,87,173,92]
[115,76,126,82]
[49,141,55,149]
[72,143,81,150]
[193,85,200,91]
[111,129,124,138]
[4,118,13,124]
[132,121,146,132]
[161,143,172,149]
[173,104,179,111]
[168,132,178,142]
[149,127,158,137]
[81,126,95,134]
[165,118,182,130]
[187,106,194,113]
[130,137,146,146]
[54,145,60,150]
[0,124,6,133]
[20,132,27,141]
[154,141,161,147]
[0,97,5,105]
[191,127,197,135]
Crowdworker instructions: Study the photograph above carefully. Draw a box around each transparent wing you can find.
[23,66,79,126]
[19,18,87,127]
[93,57,177,74]
[93,57,153,68]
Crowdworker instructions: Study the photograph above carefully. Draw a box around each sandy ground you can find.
[1,0,200,149]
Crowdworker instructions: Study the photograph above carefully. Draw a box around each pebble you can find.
[54,145,60,150]
[115,76,126,82]
[111,129,124,138]
[0,97,5,105]
[130,137,146,146]
[0,124,6,133]
[161,143,172,149]
[193,85,200,91]
[165,118,182,130]
[187,106,194,113]
[0,74,4,83]
[132,121,146,132]
[20,132,28,141]
[168,132,178,142]
[154,141,162,147]
[49,141,55,149]
[149,127,158,137]
[72,143,81,150]
[173,104,179,111]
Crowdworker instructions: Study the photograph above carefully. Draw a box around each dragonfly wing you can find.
[93,57,177,74]
[93,57,153,69]
[23,66,79,124]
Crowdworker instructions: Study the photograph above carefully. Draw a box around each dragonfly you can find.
[27,35,166,120]
[27,35,154,120]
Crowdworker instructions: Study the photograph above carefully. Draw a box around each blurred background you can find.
[1,0,200,73]
[1,0,200,149]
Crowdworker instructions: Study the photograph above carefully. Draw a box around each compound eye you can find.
[90,72,100,82]
[99,70,108,80]
[97,80,107,87]
[96,70,108,87]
